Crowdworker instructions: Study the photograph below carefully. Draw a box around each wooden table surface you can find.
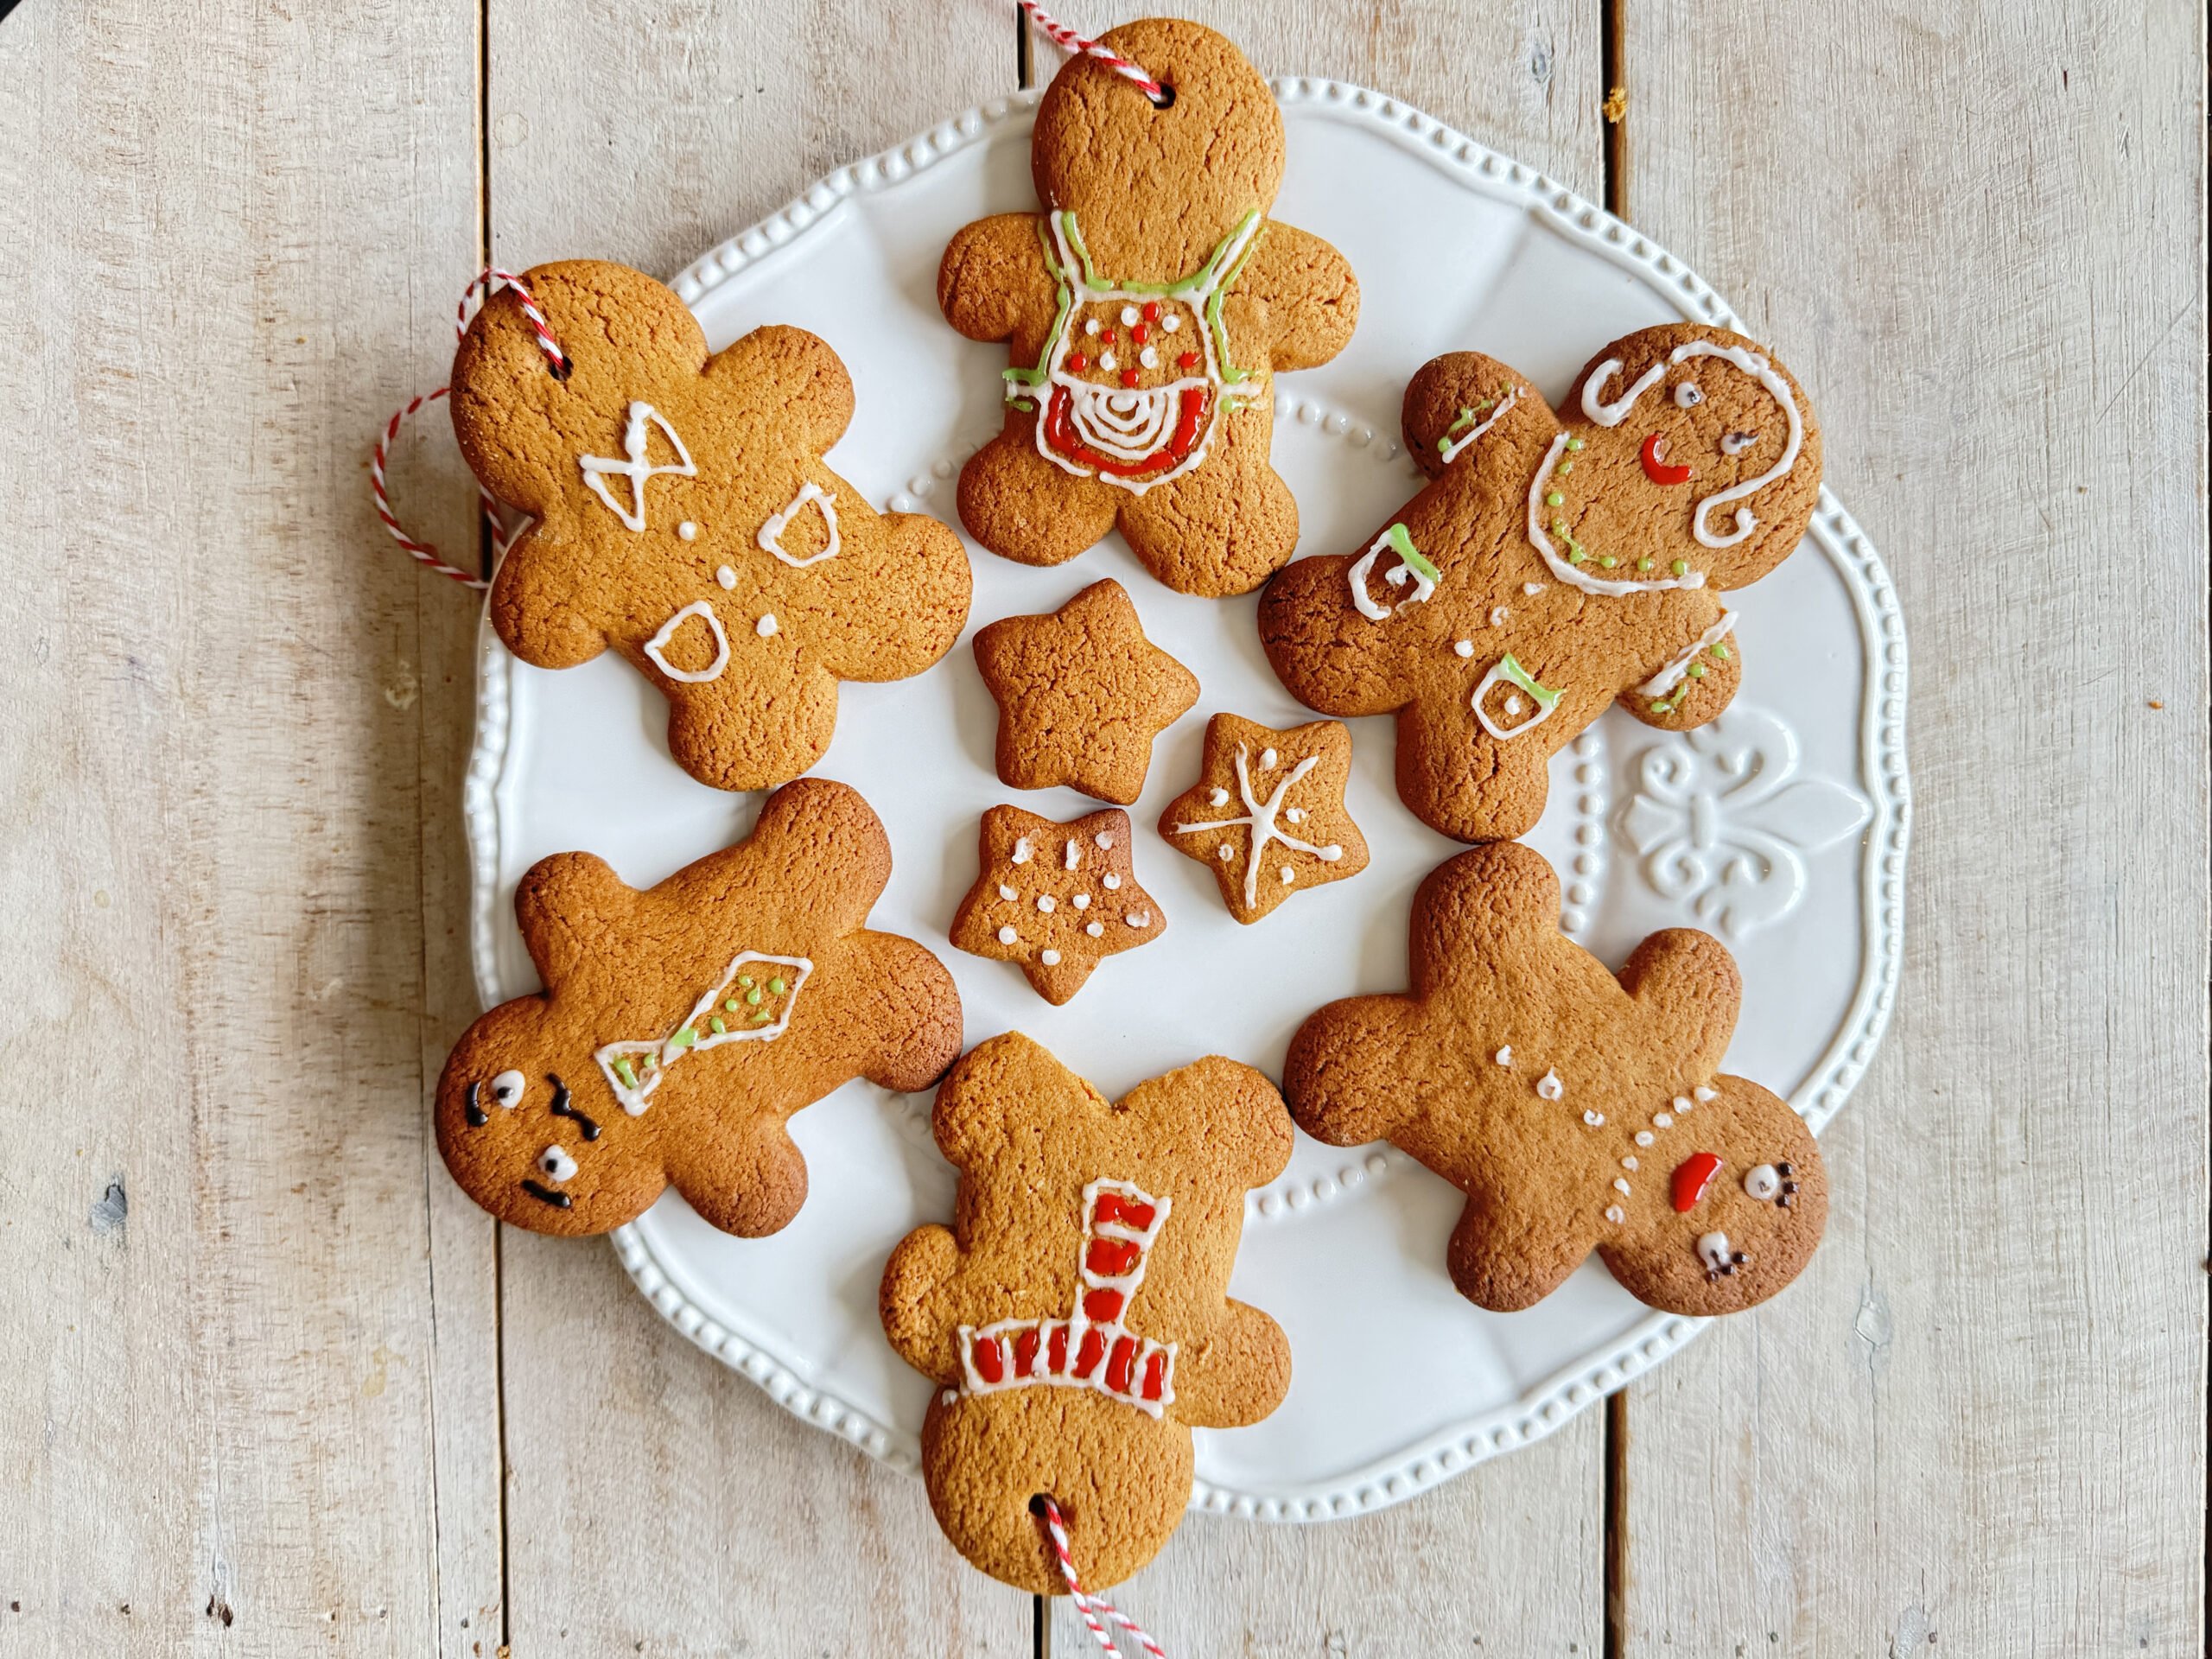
[3,2,2204,1653]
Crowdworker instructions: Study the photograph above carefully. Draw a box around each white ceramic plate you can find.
[466,80,1910,1520]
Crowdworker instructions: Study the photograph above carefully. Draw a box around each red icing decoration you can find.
[1671,1151,1724,1212]
[1177,351,1199,370]
[1094,1194,1155,1230]
[1141,1351,1166,1401]
[1067,352,1089,372]
[1084,1287,1126,1323]
[1120,368,1141,388]
[973,1334,1005,1383]
[1047,1324,1069,1373]
[1087,1238,1141,1276]
[1100,328,1115,344]
[1105,1334,1138,1395]
[1043,384,1211,480]
[1014,1326,1041,1378]
[1132,321,1150,345]
[1072,1325,1106,1380]
[1141,302,1160,321]
[1641,432,1694,486]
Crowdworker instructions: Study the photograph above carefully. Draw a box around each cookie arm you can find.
[1616,928,1742,1080]
[843,931,966,1095]
[1619,628,1744,729]
[879,1224,968,1384]
[1239,222,1359,372]
[1446,1191,1590,1313]
[665,1115,810,1238]
[707,324,855,453]
[938,213,1058,346]
[1282,994,1432,1149]
[1171,1300,1290,1429]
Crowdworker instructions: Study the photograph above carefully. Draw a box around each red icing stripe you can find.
[1672,1151,1724,1212]
[973,1335,1005,1384]
[1141,1351,1166,1402]
[1047,1325,1069,1375]
[1072,1327,1106,1381]
[1105,1335,1137,1395]
[1084,1287,1125,1324]
[1093,1194,1155,1230]
[1087,1238,1141,1277]
[1014,1326,1041,1379]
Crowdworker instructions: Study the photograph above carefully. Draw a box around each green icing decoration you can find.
[670,1027,696,1052]
[1558,461,1573,474]
[1713,642,1732,660]
[1010,397,1035,413]
[1566,436,1584,451]
[1671,560,1689,575]
[767,976,787,995]
[710,1015,728,1034]
[1599,556,1617,568]
[1649,700,1671,715]
[1383,522,1440,586]
[614,1058,639,1090]
[1638,558,1654,570]
[725,999,741,1013]
[746,988,764,1007]
[751,1010,772,1024]
[1545,491,1563,508]
[1688,663,1707,679]
[1496,653,1561,711]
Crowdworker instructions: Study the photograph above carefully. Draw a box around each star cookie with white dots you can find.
[949,804,1166,1003]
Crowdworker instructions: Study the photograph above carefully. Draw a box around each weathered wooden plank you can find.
[0,1,497,1654]
[1039,3,1610,1651]
[481,3,1033,1651]
[1617,1,2208,1653]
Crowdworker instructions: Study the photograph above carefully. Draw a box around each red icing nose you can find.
[1641,431,1693,486]
[1671,1151,1723,1212]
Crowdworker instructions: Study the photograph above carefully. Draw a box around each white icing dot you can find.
[996,926,1017,945]
[1583,1110,1605,1127]
[1490,606,1510,627]
[1036,895,1056,913]
[1613,1177,1632,1196]
[1085,921,1103,938]
[1099,351,1117,371]
[1285,806,1306,823]
[1505,694,1524,715]
[1161,313,1180,332]
[1140,346,1158,369]
[1673,1096,1691,1112]
[1120,305,1139,326]
[1084,318,1101,336]
[1209,787,1230,806]
[1280,866,1295,884]
[1127,912,1150,927]
[1453,639,1475,658]
[1072,893,1090,910]
[1522,582,1544,596]
[1635,1130,1654,1147]
[715,564,736,589]
[1259,747,1279,769]
[1605,1205,1625,1224]
[1011,839,1032,864]
[1653,1112,1674,1128]
[1040,949,1062,966]
[678,521,698,542]
[1622,1156,1638,1171]
[1536,1070,1564,1101]
[1319,845,1344,861]
[1217,844,1235,861]
[757,613,778,637]
[1103,874,1121,890]
[1095,832,1114,849]
[1694,1084,1717,1103]
[997,884,1017,900]
[1065,840,1080,870]
[1495,1046,1512,1066]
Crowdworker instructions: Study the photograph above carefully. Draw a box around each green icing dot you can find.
[709,1015,727,1034]
[1558,461,1573,474]
[1566,437,1584,452]
[1638,557,1654,570]
[724,999,741,1014]
[1688,663,1707,679]
[737,975,754,988]
[615,1058,639,1089]
[1649,701,1670,715]
[751,1010,772,1024]
[767,977,786,995]
[670,1027,696,1052]
[1713,643,1731,660]
[1568,550,1586,563]
[1671,560,1689,575]
[1545,491,1564,507]
[1599,556,1618,568]
[1551,518,1567,535]
[746,987,764,1006]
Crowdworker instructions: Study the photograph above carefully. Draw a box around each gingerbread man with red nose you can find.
[1260,321,1821,843]
[940,17,1359,597]
[1284,842,1827,1317]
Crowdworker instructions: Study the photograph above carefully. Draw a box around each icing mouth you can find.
[1045,378,1211,477]
[520,1179,573,1211]
[1641,432,1692,486]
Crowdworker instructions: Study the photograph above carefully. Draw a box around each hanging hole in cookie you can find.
[1149,82,1176,110]
[548,352,574,383]
[1027,1493,1052,1518]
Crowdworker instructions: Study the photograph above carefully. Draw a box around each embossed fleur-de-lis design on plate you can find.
[1613,705,1872,939]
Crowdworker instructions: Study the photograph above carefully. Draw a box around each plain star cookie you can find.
[1259,322,1820,842]
[1156,713,1369,924]
[948,805,1165,1004]
[880,1033,1294,1593]
[450,259,972,792]
[435,779,963,1237]
[971,578,1198,804]
[1282,842,1827,1316]
[939,17,1359,596]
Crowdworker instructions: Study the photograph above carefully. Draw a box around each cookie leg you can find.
[666,1116,810,1238]
[1395,690,1559,843]
[957,420,1119,568]
[1117,398,1298,597]
[843,931,965,1093]
[1170,1299,1290,1428]
[658,661,839,792]
[1446,1192,1589,1313]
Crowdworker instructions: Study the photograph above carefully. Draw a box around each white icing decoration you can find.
[1613,1177,1632,1196]
[1036,895,1056,913]
[1495,1046,1512,1066]
[1653,1112,1674,1128]
[1505,695,1523,716]
[998,885,1017,900]
[1347,524,1438,621]
[1696,1231,1735,1274]
[1217,844,1234,861]
[1084,317,1101,337]
[1674,381,1704,409]
[1694,1085,1718,1103]
[1605,1205,1625,1224]
[1169,745,1344,910]
[1012,838,1032,864]
[1535,1070,1564,1101]
[756,480,841,568]
[579,402,696,532]
[594,951,812,1115]
[1099,351,1117,372]
[1260,748,1278,769]
[1102,874,1121,890]
[1285,807,1305,824]
[1722,430,1759,456]
[678,521,698,541]
[1072,893,1090,910]
[715,565,736,590]
[1040,949,1062,966]
[490,1070,526,1109]
[1085,921,1103,938]
[1160,314,1180,332]
[1120,305,1139,327]
[756,613,778,638]
[956,1179,1176,1419]
[1127,912,1151,927]
[1065,839,1081,871]
[1673,1096,1691,1112]
[1583,1110,1605,1127]
[1280,866,1295,884]
[1140,346,1158,369]
[1208,787,1230,806]
[1637,610,1739,697]
[1438,386,1525,465]
[1523,582,1544,596]
[1490,606,1509,627]
[1635,1130,1654,1147]
[1621,1156,1637,1171]
[1095,832,1114,849]
[537,1146,576,1183]
[997,925,1018,945]
[1580,359,1669,426]
[1472,656,1561,742]
[1744,1164,1782,1202]
[1454,640,1474,658]
[643,601,730,684]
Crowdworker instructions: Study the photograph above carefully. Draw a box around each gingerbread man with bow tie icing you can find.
[1260,321,1821,842]
[939,18,1359,598]
[1284,842,1827,1317]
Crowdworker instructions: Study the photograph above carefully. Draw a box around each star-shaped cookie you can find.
[949,805,1166,1003]
[1157,714,1370,923]
[971,579,1199,804]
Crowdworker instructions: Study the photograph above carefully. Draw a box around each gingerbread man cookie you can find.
[949,805,1165,1003]
[1260,323,1821,842]
[880,1033,1293,1593]
[940,18,1359,597]
[1157,713,1369,923]
[972,579,1198,804]
[1284,842,1827,1316]
[436,779,963,1238]
[451,260,972,792]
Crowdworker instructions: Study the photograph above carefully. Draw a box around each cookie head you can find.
[1031,18,1283,276]
[435,999,668,1236]
[1599,1077,1828,1315]
[1559,323,1821,592]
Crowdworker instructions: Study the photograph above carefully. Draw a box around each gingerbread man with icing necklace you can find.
[1259,321,1821,843]
[1284,842,1827,1317]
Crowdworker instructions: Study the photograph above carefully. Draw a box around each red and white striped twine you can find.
[1032,1497,1170,1659]
[1016,0,1166,104]
[371,268,569,592]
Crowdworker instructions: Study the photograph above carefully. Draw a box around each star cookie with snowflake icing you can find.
[1157,713,1370,924]
[949,805,1165,1004]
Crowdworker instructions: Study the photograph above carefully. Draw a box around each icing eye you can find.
[537,1146,577,1183]
[1674,382,1705,409]
[1743,1163,1783,1202]
[1721,430,1760,455]
[490,1070,527,1109]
